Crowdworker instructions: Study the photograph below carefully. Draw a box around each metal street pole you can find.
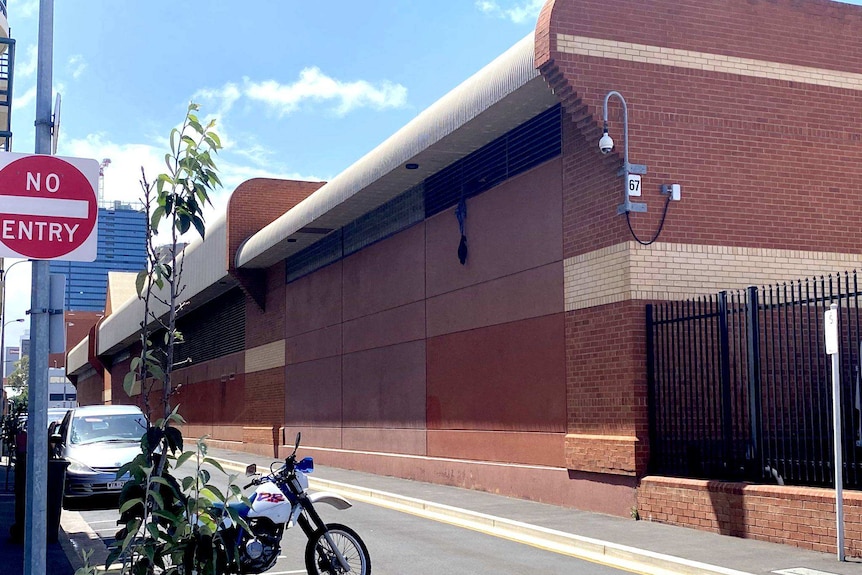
[824,302,846,562]
[24,1,54,574]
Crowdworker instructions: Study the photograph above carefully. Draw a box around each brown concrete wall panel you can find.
[294,446,636,516]
[184,424,215,441]
[427,430,565,468]
[281,426,343,450]
[342,427,427,456]
[425,159,562,298]
[341,340,426,428]
[285,356,342,427]
[245,266,286,348]
[284,261,343,338]
[342,301,425,355]
[286,324,342,365]
[426,262,563,338]
[342,223,426,322]
[427,314,566,433]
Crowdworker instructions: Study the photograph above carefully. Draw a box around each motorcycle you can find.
[217,433,371,575]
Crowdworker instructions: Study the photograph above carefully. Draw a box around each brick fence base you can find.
[637,476,862,557]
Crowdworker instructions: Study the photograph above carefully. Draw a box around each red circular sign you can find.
[0,155,97,259]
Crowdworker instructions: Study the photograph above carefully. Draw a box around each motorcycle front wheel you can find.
[304,522,371,575]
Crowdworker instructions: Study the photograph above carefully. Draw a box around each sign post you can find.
[824,303,845,562]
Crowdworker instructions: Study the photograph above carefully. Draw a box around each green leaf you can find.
[177,214,191,234]
[119,497,144,515]
[152,509,181,523]
[105,548,122,570]
[147,488,165,509]
[150,206,170,229]
[135,270,148,297]
[202,458,226,475]
[201,484,225,503]
[149,363,166,382]
[149,475,175,489]
[192,215,206,239]
[123,372,138,396]
[182,475,195,492]
[146,521,161,541]
[175,450,195,470]
[165,426,183,453]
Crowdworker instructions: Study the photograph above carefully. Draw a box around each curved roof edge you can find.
[235,32,541,269]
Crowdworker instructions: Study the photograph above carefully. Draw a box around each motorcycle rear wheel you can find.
[304,523,371,575]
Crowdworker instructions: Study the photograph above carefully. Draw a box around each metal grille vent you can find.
[175,288,246,364]
[283,105,561,284]
[285,231,344,283]
[343,183,424,257]
[424,104,561,218]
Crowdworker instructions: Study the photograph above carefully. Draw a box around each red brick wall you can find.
[226,178,323,309]
[243,367,285,427]
[565,301,649,475]
[638,476,862,557]
[74,373,102,406]
[540,0,862,256]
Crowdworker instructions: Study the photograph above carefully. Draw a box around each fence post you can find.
[746,285,763,476]
[718,292,733,474]
[646,304,656,474]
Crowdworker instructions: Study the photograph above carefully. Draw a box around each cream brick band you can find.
[565,242,862,311]
[556,34,862,91]
[245,340,285,373]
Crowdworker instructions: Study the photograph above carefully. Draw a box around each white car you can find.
[51,404,146,500]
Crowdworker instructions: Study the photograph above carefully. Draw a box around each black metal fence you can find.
[646,272,862,489]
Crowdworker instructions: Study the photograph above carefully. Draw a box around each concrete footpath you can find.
[206,446,860,575]
[5,447,862,575]
[0,458,74,575]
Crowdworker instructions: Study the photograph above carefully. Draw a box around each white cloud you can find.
[192,83,241,118]
[475,0,544,24]
[244,67,408,116]
[17,45,38,79]
[62,131,321,243]
[13,0,39,19]
[15,84,36,110]
[67,55,87,80]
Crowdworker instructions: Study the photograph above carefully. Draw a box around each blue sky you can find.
[2,0,862,350]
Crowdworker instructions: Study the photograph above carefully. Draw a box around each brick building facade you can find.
[68,0,862,556]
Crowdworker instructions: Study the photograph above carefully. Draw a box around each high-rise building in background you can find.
[49,202,147,311]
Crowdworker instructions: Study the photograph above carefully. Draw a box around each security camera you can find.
[598,131,614,154]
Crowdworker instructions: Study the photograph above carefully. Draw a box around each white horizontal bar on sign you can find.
[1,195,90,218]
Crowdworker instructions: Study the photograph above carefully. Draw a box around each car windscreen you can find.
[70,413,147,445]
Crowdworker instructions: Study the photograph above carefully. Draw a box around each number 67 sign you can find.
[626,173,641,197]
[0,152,99,261]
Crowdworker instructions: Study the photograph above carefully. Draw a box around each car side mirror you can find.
[49,433,62,444]
[245,463,257,477]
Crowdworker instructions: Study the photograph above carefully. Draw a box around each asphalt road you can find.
[64,464,632,575]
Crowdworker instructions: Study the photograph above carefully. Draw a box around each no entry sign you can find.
[0,152,99,261]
